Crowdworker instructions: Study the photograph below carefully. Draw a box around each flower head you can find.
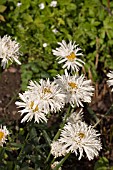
[59,121,102,160]
[43,43,48,48]
[0,125,10,146]
[17,2,22,7]
[27,79,66,113]
[50,1,57,7]
[39,3,45,9]
[16,78,66,123]
[52,28,58,34]
[15,92,47,123]
[51,141,67,158]
[52,40,85,72]
[107,71,113,91]
[0,35,21,69]
[55,71,94,107]
[67,109,83,124]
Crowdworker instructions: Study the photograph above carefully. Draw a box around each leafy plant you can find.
[0,0,113,169]
[0,0,113,86]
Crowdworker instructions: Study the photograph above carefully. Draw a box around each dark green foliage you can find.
[1,0,113,88]
[94,157,113,170]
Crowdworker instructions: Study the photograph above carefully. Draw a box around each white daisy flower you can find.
[52,28,58,34]
[50,1,57,7]
[51,161,62,170]
[59,121,102,160]
[43,43,48,48]
[0,35,21,69]
[17,2,22,7]
[67,109,83,124]
[51,141,67,158]
[0,125,10,146]
[39,3,45,9]
[52,40,85,72]
[107,71,113,91]
[55,71,94,107]
[27,79,66,113]
[15,92,47,123]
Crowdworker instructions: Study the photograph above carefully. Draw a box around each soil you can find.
[0,66,21,124]
[0,66,113,170]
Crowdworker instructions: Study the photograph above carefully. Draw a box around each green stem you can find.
[105,104,113,115]
[45,105,72,163]
[14,131,29,170]
[42,129,51,146]
[93,104,113,128]
[53,152,71,170]
[54,105,72,141]
[0,147,5,160]
[87,106,99,122]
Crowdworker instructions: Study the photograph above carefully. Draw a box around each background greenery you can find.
[1,0,113,89]
[0,0,113,169]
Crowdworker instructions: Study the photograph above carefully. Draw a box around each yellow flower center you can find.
[29,101,39,112]
[68,82,77,89]
[0,131,4,140]
[29,101,34,109]
[43,87,52,94]
[66,52,76,62]
[78,132,85,139]
[33,105,39,112]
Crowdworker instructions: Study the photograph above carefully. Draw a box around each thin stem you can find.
[54,105,72,141]
[18,133,29,159]
[42,129,51,146]
[45,105,72,163]
[87,105,99,122]
[5,88,21,109]
[93,104,113,128]
[53,152,71,170]
[0,147,5,160]
[14,130,29,170]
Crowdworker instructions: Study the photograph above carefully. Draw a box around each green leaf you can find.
[0,14,5,21]
[19,0,30,12]
[57,18,65,26]
[66,3,76,10]
[0,5,6,12]
[34,18,45,30]
[48,69,58,77]
[6,143,22,151]
[30,127,37,139]
[6,162,14,170]
[22,13,33,23]
[0,0,6,5]
[94,157,109,170]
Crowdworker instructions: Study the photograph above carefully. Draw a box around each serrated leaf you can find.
[34,18,45,30]
[57,18,65,26]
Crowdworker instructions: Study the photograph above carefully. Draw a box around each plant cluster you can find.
[1,0,113,88]
[0,0,113,169]
[0,33,113,170]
